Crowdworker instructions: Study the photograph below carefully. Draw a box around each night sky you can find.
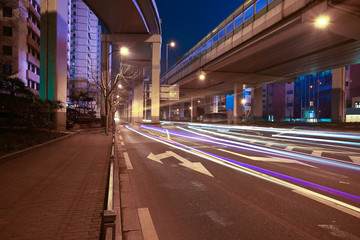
[156,0,247,74]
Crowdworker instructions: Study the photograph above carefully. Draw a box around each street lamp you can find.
[315,16,329,28]
[166,41,176,73]
[120,47,129,56]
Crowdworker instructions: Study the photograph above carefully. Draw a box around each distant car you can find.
[201,113,227,123]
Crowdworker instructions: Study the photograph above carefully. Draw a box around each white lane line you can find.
[293,190,360,219]
[121,141,125,146]
[119,135,123,140]
[123,152,133,170]
[138,208,159,240]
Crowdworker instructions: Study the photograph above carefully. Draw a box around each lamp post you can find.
[166,41,175,120]
[166,41,175,73]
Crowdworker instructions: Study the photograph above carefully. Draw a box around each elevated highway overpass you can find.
[160,0,360,122]
[162,0,359,96]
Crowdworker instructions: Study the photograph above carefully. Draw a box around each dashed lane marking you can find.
[123,152,133,170]
[138,208,159,240]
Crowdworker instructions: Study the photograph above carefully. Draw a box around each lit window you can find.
[206,39,212,49]
[355,102,360,108]
[212,33,218,45]
[244,4,254,22]
[3,64,12,74]
[234,13,243,28]
[219,27,225,40]
[226,21,233,35]
[255,0,267,13]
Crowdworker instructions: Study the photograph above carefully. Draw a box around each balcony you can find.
[27,35,40,52]
[27,52,40,67]
[26,70,39,83]
[27,1,40,21]
[27,18,40,37]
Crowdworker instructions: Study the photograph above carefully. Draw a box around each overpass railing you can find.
[161,0,283,83]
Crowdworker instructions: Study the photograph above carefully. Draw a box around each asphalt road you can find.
[118,123,360,240]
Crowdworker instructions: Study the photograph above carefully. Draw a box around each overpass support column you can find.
[133,76,144,123]
[191,97,198,122]
[205,97,211,114]
[251,86,263,121]
[40,0,68,131]
[151,41,161,123]
[331,67,346,122]
[234,83,243,124]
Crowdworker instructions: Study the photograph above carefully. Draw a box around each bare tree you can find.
[89,56,139,135]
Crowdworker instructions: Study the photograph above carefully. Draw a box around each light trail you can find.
[126,125,360,217]
[179,122,360,140]
[272,134,360,147]
[171,126,360,171]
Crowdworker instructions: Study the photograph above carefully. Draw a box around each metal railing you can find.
[103,131,116,240]
[161,0,283,83]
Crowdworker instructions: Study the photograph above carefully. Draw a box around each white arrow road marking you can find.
[147,151,213,177]
[349,156,360,165]
[219,149,317,168]
[284,146,294,151]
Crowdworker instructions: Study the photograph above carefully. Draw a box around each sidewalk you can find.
[0,128,112,240]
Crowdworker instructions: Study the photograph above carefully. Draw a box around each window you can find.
[226,21,233,35]
[192,51,196,59]
[255,0,267,13]
[219,27,225,40]
[206,39,212,49]
[3,64,12,74]
[3,7,12,18]
[201,43,206,53]
[3,26,12,36]
[244,4,254,22]
[212,33,218,45]
[269,0,275,3]
[196,47,201,56]
[234,13,243,28]
[3,46,12,56]
[355,102,360,108]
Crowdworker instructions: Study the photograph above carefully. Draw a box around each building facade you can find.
[0,0,41,93]
[68,0,101,117]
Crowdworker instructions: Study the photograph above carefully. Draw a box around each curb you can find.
[0,130,80,162]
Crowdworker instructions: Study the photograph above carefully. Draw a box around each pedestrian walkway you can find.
[0,128,112,240]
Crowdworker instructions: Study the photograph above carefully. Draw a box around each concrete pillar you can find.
[168,103,171,121]
[133,77,144,123]
[205,96,211,114]
[234,83,243,124]
[191,97,198,122]
[332,67,346,122]
[251,86,263,121]
[40,0,68,131]
[151,42,161,123]
[213,96,219,113]
[180,102,185,120]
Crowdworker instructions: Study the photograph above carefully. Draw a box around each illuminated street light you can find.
[120,47,129,56]
[118,84,122,88]
[241,99,246,105]
[315,16,329,28]
[198,70,206,80]
[117,95,119,98]
[166,41,176,72]
[170,41,175,47]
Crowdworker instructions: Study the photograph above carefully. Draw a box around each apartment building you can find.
[68,0,101,116]
[0,0,40,93]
